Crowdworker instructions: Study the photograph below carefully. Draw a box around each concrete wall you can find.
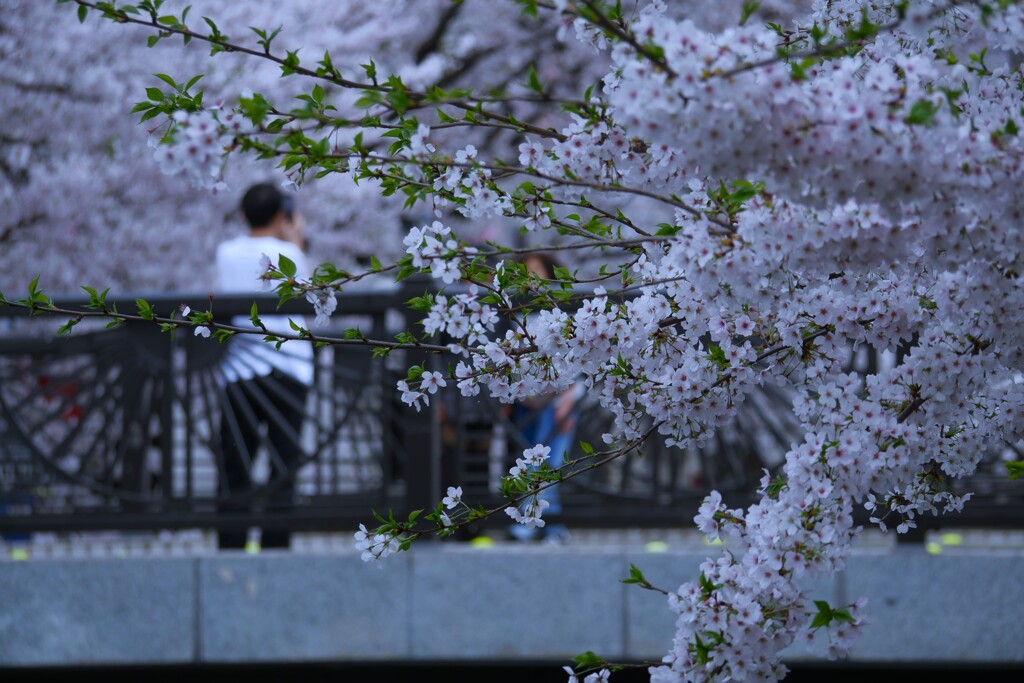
[1,543,1022,668]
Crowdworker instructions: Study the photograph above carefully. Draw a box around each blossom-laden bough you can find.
[5,1,1024,681]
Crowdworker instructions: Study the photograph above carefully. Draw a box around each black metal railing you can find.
[1,285,1021,539]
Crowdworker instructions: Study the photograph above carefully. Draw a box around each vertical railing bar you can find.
[194,364,225,504]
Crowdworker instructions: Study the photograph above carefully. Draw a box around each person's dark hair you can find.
[521,251,561,280]
[241,182,290,229]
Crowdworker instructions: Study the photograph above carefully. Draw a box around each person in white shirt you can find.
[214,182,314,550]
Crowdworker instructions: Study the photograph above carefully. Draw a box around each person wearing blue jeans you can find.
[506,251,581,543]
[506,387,580,543]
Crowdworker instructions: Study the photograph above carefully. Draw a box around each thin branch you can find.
[0,299,455,354]
[712,18,904,80]
[897,394,927,423]
[0,212,46,244]
[277,146,733,230]
[414,1,464,64]
[574,0,676,77]
[69,1,566,140]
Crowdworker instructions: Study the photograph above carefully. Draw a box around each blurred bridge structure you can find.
[0,285,1022,675]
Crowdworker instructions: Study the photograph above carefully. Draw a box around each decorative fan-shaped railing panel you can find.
[0,293,422,533]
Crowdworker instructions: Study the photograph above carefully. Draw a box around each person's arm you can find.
[554,382,585,432]
[280,210,305,250]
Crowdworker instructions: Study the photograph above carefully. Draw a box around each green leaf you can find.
[698,571,719,596]
[526,64,542,93]
[154,73,177,88]
[810,600,834,628]
[57,318,79,336]
[706,344,728,370]
[623,563,649,585]
[572,651,605,669]
[904,99,939,126]
[136,298,154,320]
[278,254,297,278]
[280,49,299,75]
[78,4,88,22]
[139,108,163,122]
[727,179,759,203]
[362,60,377,81]
[764,475,786,499]
[832,608,854,623]
[844,8,880,42]
[1006,461,1024,480]
[740,1,760,25]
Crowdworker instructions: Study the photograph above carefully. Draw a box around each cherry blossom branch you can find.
[384,421,663,543]
[0,296,455,354]
[266,145,734,230]
[0,212,46,244]
[712,16,906,80]
[70,0,570,141]
[573,0,676,76]
[365,165,649,245]
[710,1,974,81]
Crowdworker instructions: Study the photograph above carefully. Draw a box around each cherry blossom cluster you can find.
[504,443,555,528]
[403,219,483,284]
[304,288,338,327]
[397,370,447,413]
[353,522,402,566]
[353,2,1024,680]
[420,143,515,220]
[150,109,243,191]
[422,284,501,352]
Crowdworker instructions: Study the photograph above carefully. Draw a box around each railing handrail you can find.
[0,287,412,318]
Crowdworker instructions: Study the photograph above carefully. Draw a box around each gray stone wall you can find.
[1,543,1022,667]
